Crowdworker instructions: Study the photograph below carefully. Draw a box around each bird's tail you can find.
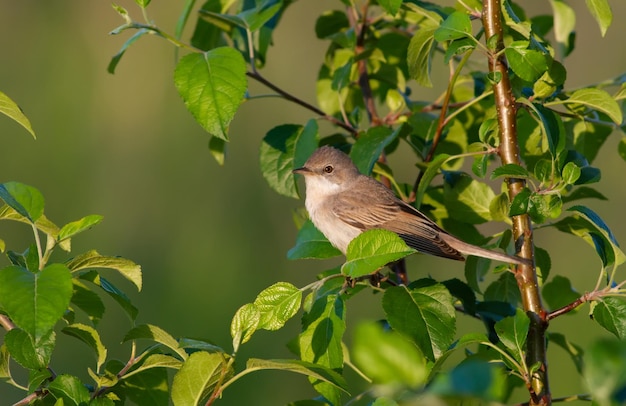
[440,233,530,266]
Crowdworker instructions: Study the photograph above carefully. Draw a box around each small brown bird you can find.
[293,145,527,266]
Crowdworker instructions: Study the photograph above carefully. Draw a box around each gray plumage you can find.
[293,145,527,266]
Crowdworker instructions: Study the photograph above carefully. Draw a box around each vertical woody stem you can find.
[481,1,550,404]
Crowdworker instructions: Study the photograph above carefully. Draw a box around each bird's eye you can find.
[323,165,334,174]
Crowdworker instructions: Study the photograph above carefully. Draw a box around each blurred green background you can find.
[1,1,625,404]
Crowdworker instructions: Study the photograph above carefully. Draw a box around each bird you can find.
[293,145,527,266]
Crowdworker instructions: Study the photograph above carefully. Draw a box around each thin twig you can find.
[246,71,357,135]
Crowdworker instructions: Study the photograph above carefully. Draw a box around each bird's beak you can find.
[292,166,310,175]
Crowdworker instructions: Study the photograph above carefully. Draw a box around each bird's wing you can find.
[331,178,464,261]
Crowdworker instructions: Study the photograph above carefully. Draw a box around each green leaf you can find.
[298,294,345,405]
[618,138,626,163]
[79,271,138,321]
[135,0,151,8]
[172,351,227,406]
[541,276,579,312]
[528,193,562,224]
[315,10,349,39]
[288,220,341,260]
[568,205,625,266]
[429,359,506,400]
[47,374,91,406]
[504,41,550,82]
[66,250,142,291]
[548,332,583,374]
[494,309,529,363]
[58,215,103,242]
[123,354,184,379]
[562,186,607,203]
[550,0,576,55]
[415,153,449,208]
[520,99,564,156]
[585,0,613,37]
[0,264,72,340]
[443,171,495,224]
[254,282,302,331]
[62,324,107,372]
[407,23,438,87]
[0,91,36,138]
[378,0,402,15]
[124,324,188,361]
[434,11,472,41]
[383,281,456,361]
[352,321,428,387]
[0,182,44,222]
[121,365,169,404]
[261,120,319,198]
[174,48,247,140]
[584,338,626,404]
[485,272,521,306]
[490,164,531,180]
[5,328,54,369]
[561,162,581,185]
[230,303,260,348]
[592,297,626,339]
[108,29,149,74]
[443,37,475,64]
[245,359,348,392]
[548,88,622,125]
[350,126,399,175]
[342,229,416,278]
[535,246,552,284]
[71,279,105,326]
[208,136,226,165]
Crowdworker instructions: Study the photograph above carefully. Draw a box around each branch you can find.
[246,71,357,135]
[0,314,15,331]
[482,1,549,404]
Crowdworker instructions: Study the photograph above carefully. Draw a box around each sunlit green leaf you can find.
[383,280,456,361]
[124,324,187,361]
[254,282,302,331]
[245,359,348,392]
[58,215,103,242]
[0,91,36,138]
[5,328,54,369]
[378,0,403,15]
[443,171,495,224]
[548,88,622,125]
[494,309,529,363]
[0,182,44,223]
[171,351,227,406]
[415,154,449,208]
[585,0,613,37]
[0,264,72,340]
[48,374,91,406]
[505,41,550,82]
[174,48,247,140]
[434,11,472,41]
[230,303,260,348]
[66,250,142,291]
[342,229,416,278]
[491,164,531,180]
[407,22,438,87]
[123,354,184,379]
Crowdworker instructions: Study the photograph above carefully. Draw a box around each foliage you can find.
[1,0,626,405]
